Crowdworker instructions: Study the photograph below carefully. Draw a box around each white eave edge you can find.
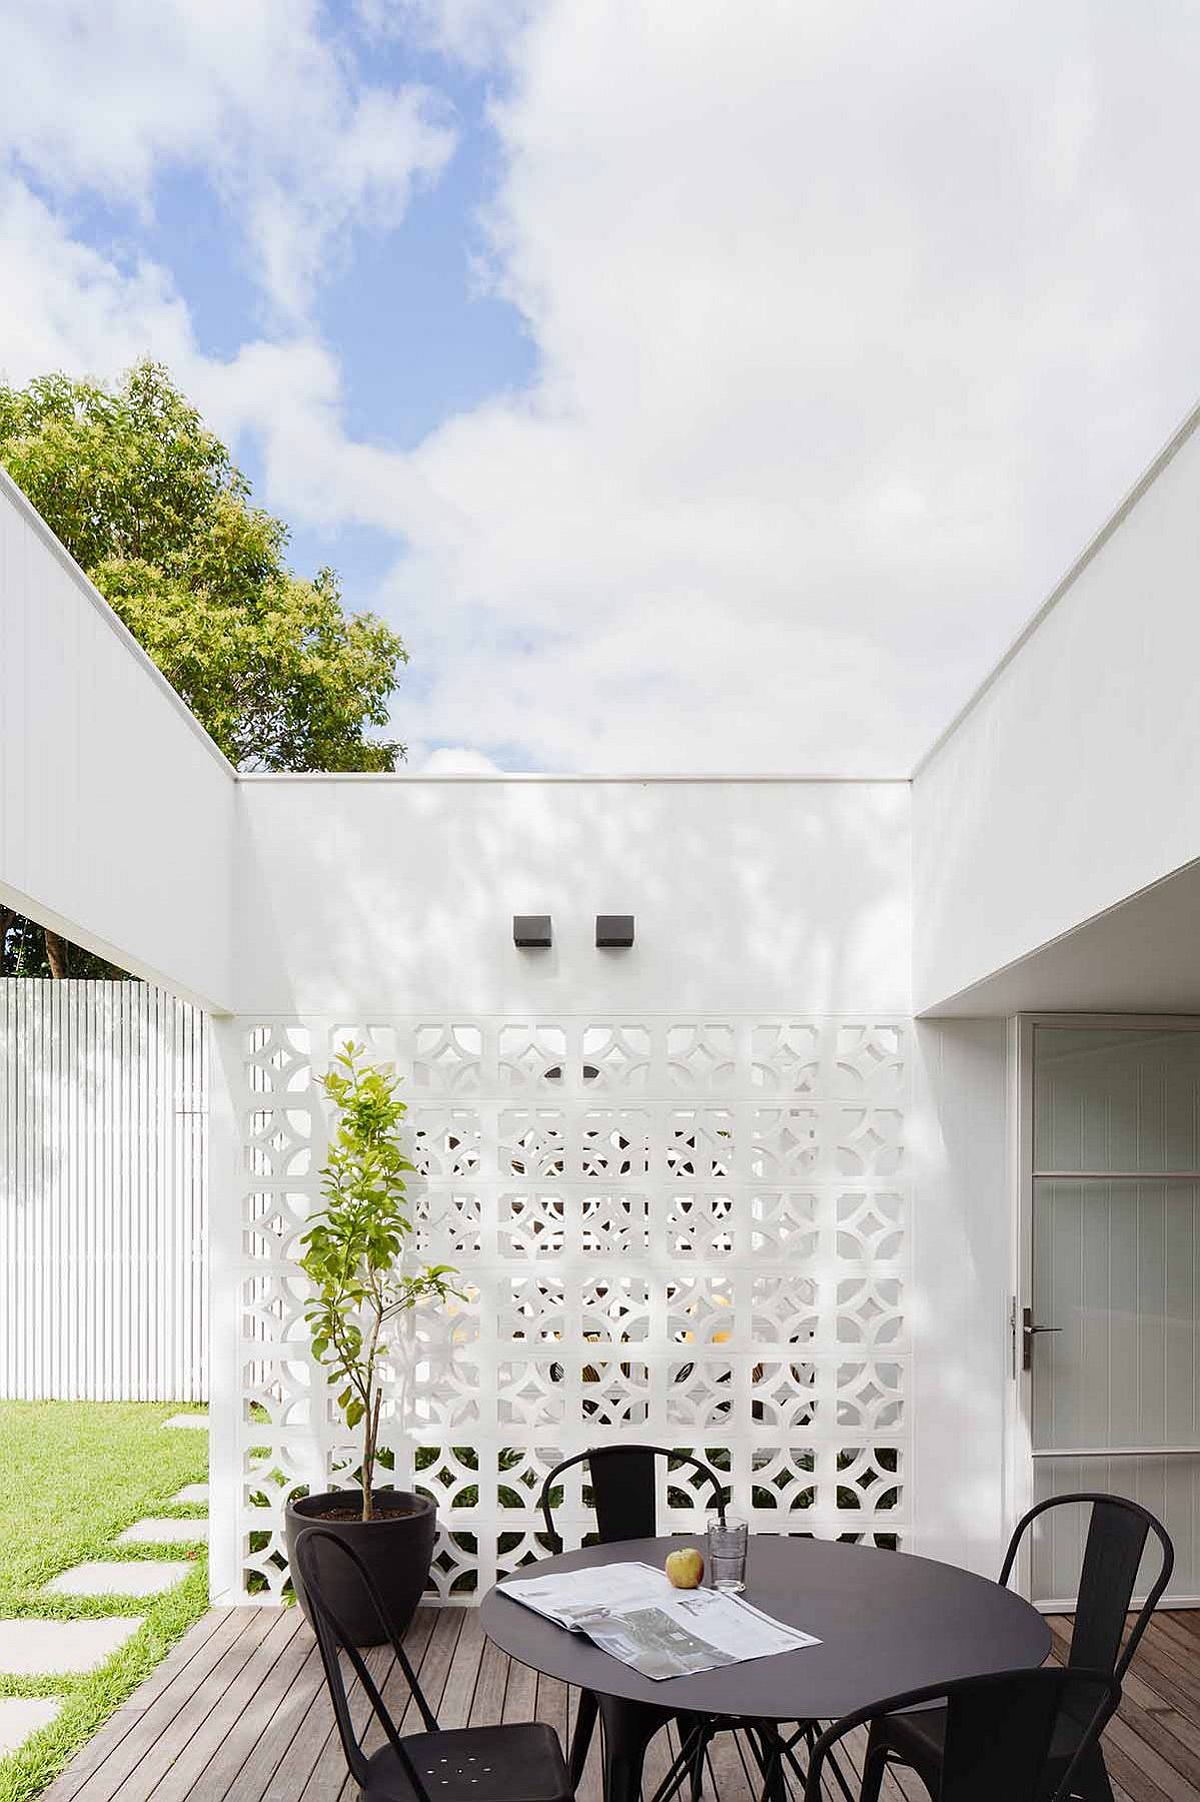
[911,391,1200,780]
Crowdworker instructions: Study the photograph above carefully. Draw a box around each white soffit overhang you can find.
[922,855,1200,1018]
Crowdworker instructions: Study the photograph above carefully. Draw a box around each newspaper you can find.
[498,1560,821,1681]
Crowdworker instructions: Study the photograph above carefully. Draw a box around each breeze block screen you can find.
[235,1017,908,1601]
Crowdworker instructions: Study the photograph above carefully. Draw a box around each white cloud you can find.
[0,175,437,540]
[419,746,504,772]
[355,0,1200,770]
[6,2,1200,773]
[0,179,194,383]
[0,1,455,319]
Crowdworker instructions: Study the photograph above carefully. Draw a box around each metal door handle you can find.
[1022,1307,1062,1371]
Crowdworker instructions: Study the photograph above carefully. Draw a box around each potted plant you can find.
[285,1042,461,1645]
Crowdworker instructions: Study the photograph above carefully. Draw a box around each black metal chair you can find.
[806,1666,1120,1802]
[294,1526,574,1802]
[859,1493,1174,1802]
[537,1445,728,1800]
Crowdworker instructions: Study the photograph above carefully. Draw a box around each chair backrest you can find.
[292,1526,438,1795]
[998,1493,1174,1681]
[538,1444,726,1552]
[804,1666,1119,1802]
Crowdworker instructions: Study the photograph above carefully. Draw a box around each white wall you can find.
[209,774,929,1602]
[0,980,207,1401]
[0,470,235,1010]
[910,1018,1013,1574]
[233,775,911,1016]
[0,446,1032,1592]
[12,409,1200,1601]
[913,404,1200,1015]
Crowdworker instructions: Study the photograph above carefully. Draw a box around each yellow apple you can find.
[665,1547,705,1589]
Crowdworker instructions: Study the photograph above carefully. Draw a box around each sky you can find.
[3,1,1200,774]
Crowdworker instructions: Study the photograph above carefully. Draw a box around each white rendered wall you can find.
[0,470,235,1010]
[910,1018,1013,1575]
[209,775,930,1603]
[232,776,910,1018]
[913,405,1200,1016]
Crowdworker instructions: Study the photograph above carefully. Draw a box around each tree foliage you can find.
[0,361,409,973]
[0,361,407,772]
[300,1045,461,1520]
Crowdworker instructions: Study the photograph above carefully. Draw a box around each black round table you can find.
[481,1535,1050,1802]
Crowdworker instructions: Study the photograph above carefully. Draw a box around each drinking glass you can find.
[706,1511,748,1592]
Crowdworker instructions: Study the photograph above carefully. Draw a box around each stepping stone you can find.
[161,1413,208,1431]
[46,1561,193,1598]
[0,1616,144,1675]
[0,1697,61,1755]
[171,1483,209,1505]
[117,1518,208,1545]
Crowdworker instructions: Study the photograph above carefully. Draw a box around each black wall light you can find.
[513,914,552,948]
[596,914,635,948]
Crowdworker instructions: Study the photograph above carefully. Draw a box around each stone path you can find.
[116,1518,208,1545]
[45,1561,194,1598]
[0,1697,61,1757]
[0,1618,143,1675]
[0,1425,210,1768]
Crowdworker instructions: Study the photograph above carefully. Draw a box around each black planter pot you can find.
[285,1489,437,1647]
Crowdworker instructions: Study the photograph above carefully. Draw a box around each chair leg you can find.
[596,1692,666,1802]
[648,1721,709,1802]
[570,1689,599,1789]
[754,1724,786,1802]
[687,1721,708,1802]
[1057,1739,1116,1802]
[861,1744,886,1802]
[858,1725,890,1802]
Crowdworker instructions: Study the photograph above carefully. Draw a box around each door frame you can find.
[1009,1011,1200,1608]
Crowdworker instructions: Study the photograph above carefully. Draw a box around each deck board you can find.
[42,1607,1200,1802]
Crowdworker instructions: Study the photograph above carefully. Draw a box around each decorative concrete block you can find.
[232,1014,912,1602]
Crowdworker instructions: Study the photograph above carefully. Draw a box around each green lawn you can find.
[0,1403,210,1802]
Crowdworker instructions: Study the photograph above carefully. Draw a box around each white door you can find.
[1027,1022,1200,1606]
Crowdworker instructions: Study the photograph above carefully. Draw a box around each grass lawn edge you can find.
[0,1404,210,1802]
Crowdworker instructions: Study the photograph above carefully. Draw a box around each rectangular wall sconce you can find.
[596,914,635,947]
[513,914,552,948]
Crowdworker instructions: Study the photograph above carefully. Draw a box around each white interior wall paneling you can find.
[912,405,1200,1014]
[1034,1026,1200,1173]
[1031,1178,1200,1597]
[1030,1026,1200,1603]
[0,980,207,1401]
[1032,1181,1200,1453]
[1031,1458,1195,1606]
[0,470,235,1009]
[219,1015,910,1605]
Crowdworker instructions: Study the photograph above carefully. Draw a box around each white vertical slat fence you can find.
[0,980,207,1401]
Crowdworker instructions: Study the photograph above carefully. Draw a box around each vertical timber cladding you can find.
[0,980,207,1403]
[236,1018,909,1602]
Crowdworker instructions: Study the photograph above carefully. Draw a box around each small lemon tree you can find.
[300,1043,460,1521]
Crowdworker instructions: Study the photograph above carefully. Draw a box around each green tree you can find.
[300,1045,462,1519]
[0,361,408,975]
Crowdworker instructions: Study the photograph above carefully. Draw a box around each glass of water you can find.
[706,1511,748,1592]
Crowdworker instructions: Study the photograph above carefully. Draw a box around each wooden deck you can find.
[43,1606,1200,1802]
